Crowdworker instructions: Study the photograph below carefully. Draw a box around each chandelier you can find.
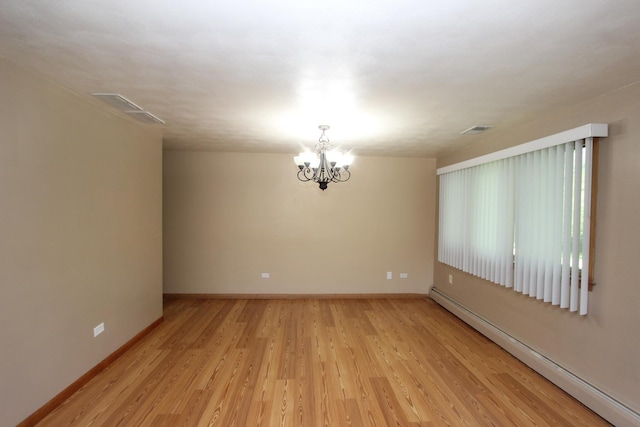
[294,125,353,191]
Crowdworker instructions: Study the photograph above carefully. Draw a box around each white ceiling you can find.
[1,1,640,157]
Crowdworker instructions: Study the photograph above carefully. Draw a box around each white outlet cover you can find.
[387,271,393,280]
[261,273,270,279]
[400,273,408,278]
[93,322,105,337]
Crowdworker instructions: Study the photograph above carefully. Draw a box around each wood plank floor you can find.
[37,298,610,426]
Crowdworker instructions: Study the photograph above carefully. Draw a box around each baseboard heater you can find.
[429,287,639,427]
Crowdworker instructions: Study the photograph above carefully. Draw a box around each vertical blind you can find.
[438,125,606,315]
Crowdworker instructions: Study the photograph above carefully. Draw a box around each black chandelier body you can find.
[294,125,353,191]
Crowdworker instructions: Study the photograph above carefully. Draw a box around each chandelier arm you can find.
[332,169,351,182]
[326,168,337,183]
[297,168,313,182]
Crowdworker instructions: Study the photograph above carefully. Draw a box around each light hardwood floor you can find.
[37,298,610,426]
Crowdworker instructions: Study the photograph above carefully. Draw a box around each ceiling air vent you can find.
[461,125,492,135]
[126,110,165,124]
[92,93,164,125]
[92,93,143,112]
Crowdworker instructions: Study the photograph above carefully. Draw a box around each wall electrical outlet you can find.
[261,273,270,279]
[387,271,393,280]
[448,274,453,284]
[400,273,408,279]
[93,322,105,337]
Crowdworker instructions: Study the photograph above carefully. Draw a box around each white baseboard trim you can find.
[429,287,640,427]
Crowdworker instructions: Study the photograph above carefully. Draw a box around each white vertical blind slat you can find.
[535,149,544,300]
[506,158,515,288]
[551,144,565,305]
[542,147,554,303]
[580,138,593,315]
[570,140,583,312]
[522,153,533,296]
[561,142,573,309]
[514,154,525,293]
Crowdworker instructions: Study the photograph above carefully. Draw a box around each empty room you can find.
[1,1,639,426]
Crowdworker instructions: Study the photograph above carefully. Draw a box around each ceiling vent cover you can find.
[92,93,164,125]
[126,110,165,124]
[461,125,492,135]
[92,93,143,112]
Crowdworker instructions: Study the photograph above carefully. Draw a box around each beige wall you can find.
[434,82,640,413]
[0,58,163,426]
[164,152,436,295]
